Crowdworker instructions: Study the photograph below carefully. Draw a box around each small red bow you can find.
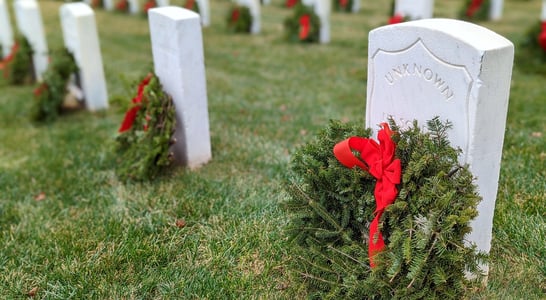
[538,21,546,52]
[143,0,156,13]
[185,0,195,10]
[231,8,240,23]
[119,73,153,133]
[299,14,311,40]
[388,14,404,25]
[333,123,401,267]
[466,0,483,18]
[339,0,348,9]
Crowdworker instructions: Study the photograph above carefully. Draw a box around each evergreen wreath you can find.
[184,0,200,14]
[31,48,79,123]
[284,118,485,299]
[143,0,156,14]
[2,35,34,85]
[516,20,546,75]
[115,73,177,182]
[459,0,490,21]
[226,5,252,33]
[333,0,353,13]
[115,0,129,12]
[284,4,320,43]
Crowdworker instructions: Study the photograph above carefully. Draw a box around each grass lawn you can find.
[0,0,544,298]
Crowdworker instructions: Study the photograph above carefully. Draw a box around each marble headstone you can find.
[148,7,212,168]
[394,0,434,20]
[0,0,14,58]
[60,2,109,111]
[13,0,49,81]
[366,19,514,275]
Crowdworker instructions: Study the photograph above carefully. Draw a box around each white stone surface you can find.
[351,0,360,13]
[237,0,260,34]
[104,0,114,11]
[13,0,48,81]
[196,0,210,27]
[394,0,434,20]
[148,7,211,168]
[366,19,514,275]
[314,0,331,43]
[301,0,315,6]
[128,0,140,14]
[489,0,503,20]
[0,0,14,58]
[156,0,170,6]
[60,2,108,111]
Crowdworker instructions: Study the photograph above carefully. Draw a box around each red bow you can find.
[339,0,348,9]
[388,14,404,25]
[143,0,156,12]
[538,21,546,52]
[231,8,240,23]
[333,123,401,267]
[33,82,48,97]
[299,14,311,40]
[116,0,128,11]
[286,0,297,7]
[466,0,483,18]
[0,43,20,78]
[119,73,153,133]
[185,0,195,10]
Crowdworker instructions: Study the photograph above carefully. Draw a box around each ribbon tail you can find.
[119,105,141,133]
[369,211,385,268]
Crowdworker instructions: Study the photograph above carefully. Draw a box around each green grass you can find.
[0,0,545,298]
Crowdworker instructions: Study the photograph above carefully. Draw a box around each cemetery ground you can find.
[0,0,544,298]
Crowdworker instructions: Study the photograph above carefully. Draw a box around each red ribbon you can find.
[333,123,401,267]
[538,21,546,52]
[231,8,240,23]
[286,0,297,7]
[339,0,348,9]
[33,83,48,97]
[466,0,483,18]
[118,73,153,133]
[388,14,404,25]
[185,0,195,10]
[299,14,311,40]
[0,43,20,78]
[116,0,128,11]
[143,0,155,12]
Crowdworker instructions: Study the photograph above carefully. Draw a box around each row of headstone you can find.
[394,0,504,21]
[0,0,108,110]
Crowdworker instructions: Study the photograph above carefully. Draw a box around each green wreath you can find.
[226,5,252,33]
[284,4,320,43]
[459,0,490,21]
[4,35,34,85]
[115,73,177,182]
[516,21,546,74]
[184,0,200,14]
[333,0,353,13]
[31,48,79,123]
[285,118,484,299]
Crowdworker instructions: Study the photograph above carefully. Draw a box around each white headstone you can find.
[13,0,49,81]
[489,0,503,20]
[128,0,140,14]
[104,0,114,11]
[148,7,211,168]
[301,0,315,6]
[314,0,331,43]
[366,19,514,275]
[156,0,170,6]
[196,0,210,27]
[351,0,360,13]
[237,0,260,34]
[394,0,434,20]
[0,0,14,58]
[60,3,108,111]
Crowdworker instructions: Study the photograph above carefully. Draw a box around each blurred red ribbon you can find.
[333,123,401,267]
[118,73,153,133]
[0,43,20,78]
[299,14,310,40]
[466,0,483,18]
